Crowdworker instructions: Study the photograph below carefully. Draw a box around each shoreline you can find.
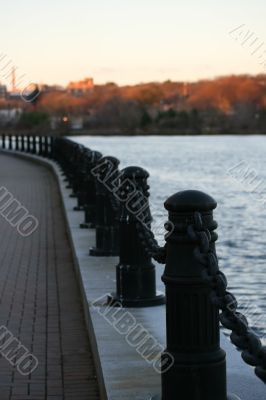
[2,130,266,137]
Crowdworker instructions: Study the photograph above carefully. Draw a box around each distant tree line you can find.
[2,74,266,134]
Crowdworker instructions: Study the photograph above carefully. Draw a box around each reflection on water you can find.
[70,135,266,341]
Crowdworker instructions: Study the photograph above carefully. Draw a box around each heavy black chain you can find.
[188,211,266,384]
[113,174,167,264]
[135,220,166,264]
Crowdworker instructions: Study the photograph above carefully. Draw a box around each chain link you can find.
[187,211,266,384]
[135,219,166,264]
[112,173,167,264]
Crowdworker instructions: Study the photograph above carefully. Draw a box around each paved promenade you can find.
[0,153,100,400]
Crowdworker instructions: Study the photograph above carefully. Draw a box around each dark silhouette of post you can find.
[21,135,25,152]
[27,135,31,152]
[43,136,49,157]
[108,166,165,307]
[80,151,103,229]
[63,143,84,191]
[8,135,12,150]
[38,136,43,155]
[32,136,37,154]
[160,190,238,400]
[74,148,92,211]
[15,135,19,150]
[89,156,120,256]
[48,136,54,158]
[69,144,86,198]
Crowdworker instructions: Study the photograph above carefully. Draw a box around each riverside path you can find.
[0,153,100,400]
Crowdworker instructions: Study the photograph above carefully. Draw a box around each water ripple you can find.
[71,135,266,340]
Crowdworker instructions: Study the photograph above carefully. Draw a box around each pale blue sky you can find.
[1,0,266,87]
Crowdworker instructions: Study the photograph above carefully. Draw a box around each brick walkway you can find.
[0,153,100,400]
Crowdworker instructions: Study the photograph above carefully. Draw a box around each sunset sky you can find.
[1,1,266,88]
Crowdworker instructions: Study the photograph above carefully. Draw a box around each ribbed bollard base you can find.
[89,247,119,257]
[107,292,165,308]
[69,193,76,198]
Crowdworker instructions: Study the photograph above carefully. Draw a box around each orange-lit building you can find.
[67,77,94,96]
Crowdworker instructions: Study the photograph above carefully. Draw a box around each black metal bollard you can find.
[15,135,19,151]
[21,135,25,152]
[2,134,6,149]
[48,136,54,158]
[68,144,86,196]
[80,151,103,229]
[108,166,165,307]
[160,190,238,400]
[68,144,87,192]
[8,135,12,150]
[32,136,37,154]
[26,135,31,152]
[89,156,120,256]
[38,136,43,155]
[55,137,64,162]
[74,148,92,211]
[43,136,49,157]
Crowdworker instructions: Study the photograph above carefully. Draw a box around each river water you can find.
[70,135,266,341]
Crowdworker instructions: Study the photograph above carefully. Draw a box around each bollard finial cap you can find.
[100,155,120,167]
[121,166,149,179]
[164,190,217,213]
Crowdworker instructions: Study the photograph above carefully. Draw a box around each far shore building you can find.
[67,77,94,96]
